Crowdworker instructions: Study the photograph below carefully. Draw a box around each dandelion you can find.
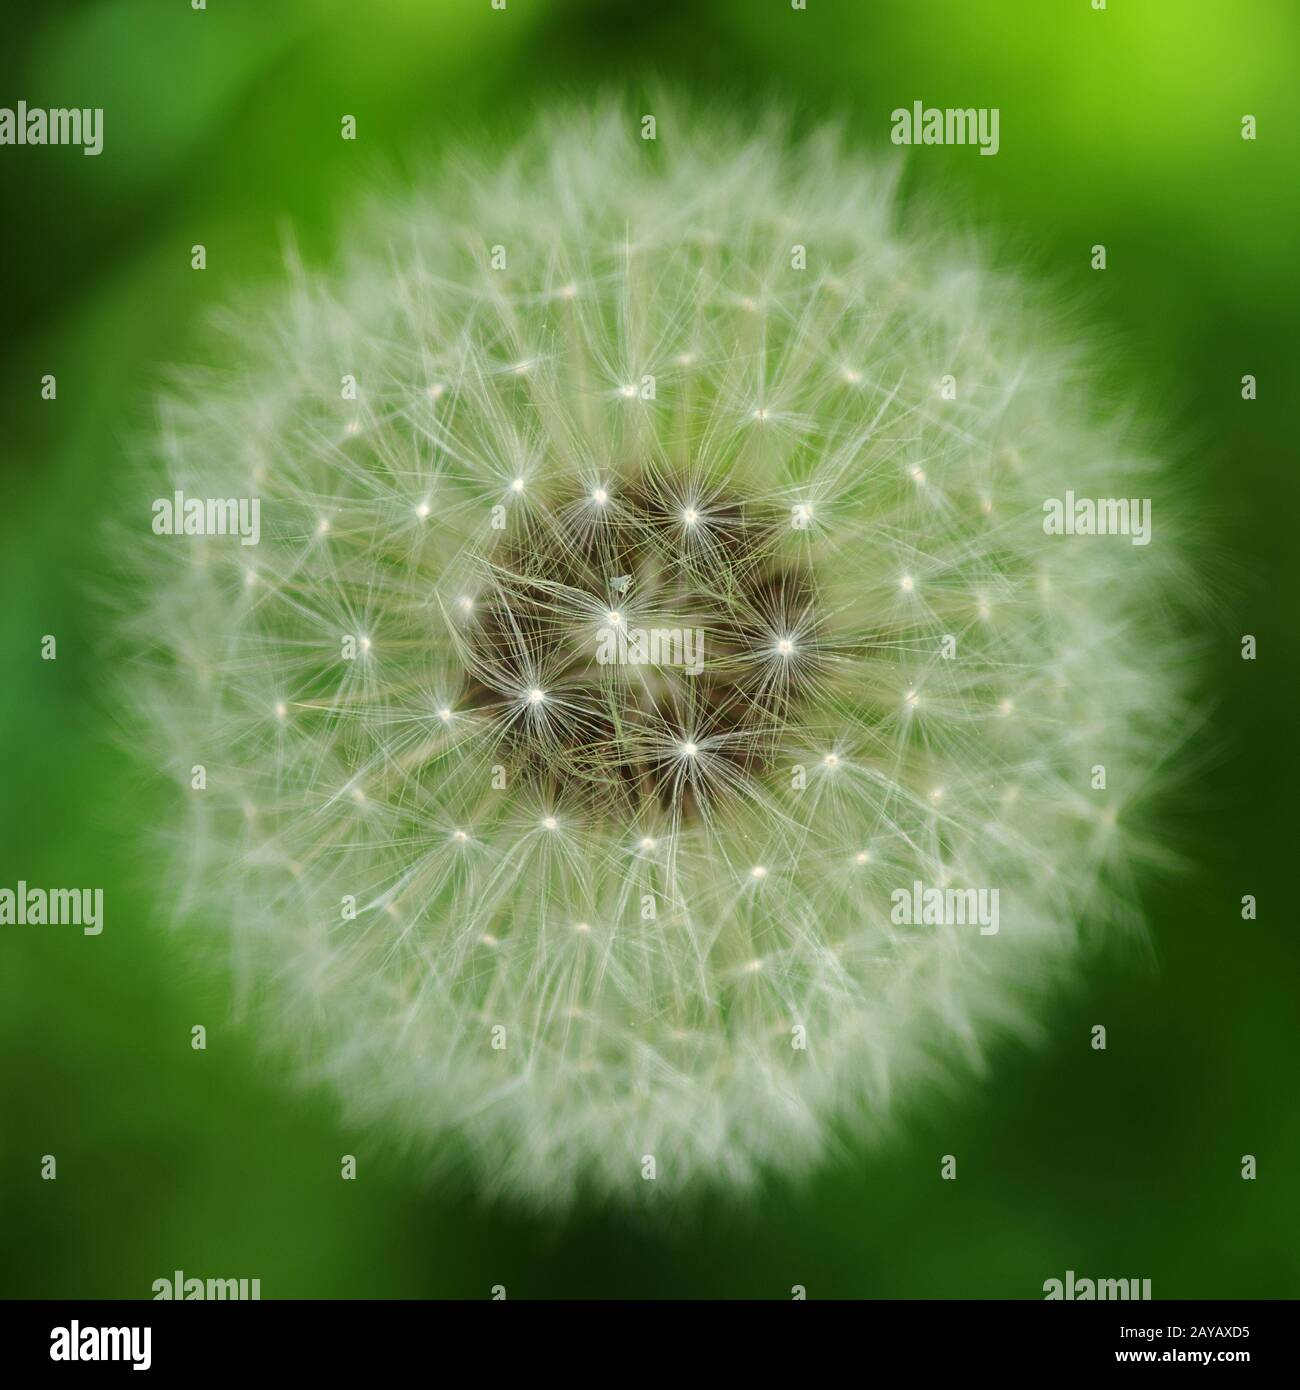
[121,105,1188,1206]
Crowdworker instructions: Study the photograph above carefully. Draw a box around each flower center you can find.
[461,472,822,817]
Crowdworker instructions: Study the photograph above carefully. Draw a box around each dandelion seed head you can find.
[121,104,1191,1207]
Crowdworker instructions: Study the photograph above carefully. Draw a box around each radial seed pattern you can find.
[124,109,1185,1203]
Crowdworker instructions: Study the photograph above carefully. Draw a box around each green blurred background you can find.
[2,0,1295,1298]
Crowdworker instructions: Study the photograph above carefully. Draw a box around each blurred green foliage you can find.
[1,0,1295,1298]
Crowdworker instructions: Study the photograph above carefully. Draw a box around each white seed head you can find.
[121,105,1190,1207]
